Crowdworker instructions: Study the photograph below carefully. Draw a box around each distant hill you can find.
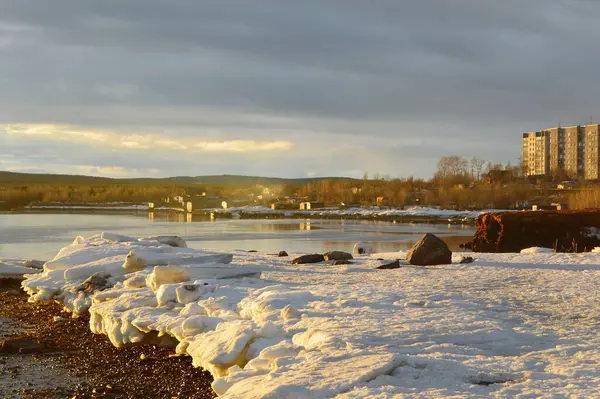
[0,171,356,186]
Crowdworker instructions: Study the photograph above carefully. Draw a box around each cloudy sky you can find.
[1,1,600,179]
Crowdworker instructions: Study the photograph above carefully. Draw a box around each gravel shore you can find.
[0,279,216,399]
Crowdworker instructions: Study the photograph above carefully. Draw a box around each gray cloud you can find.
[1,1,600,177]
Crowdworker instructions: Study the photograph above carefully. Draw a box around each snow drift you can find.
[19,232,600,397]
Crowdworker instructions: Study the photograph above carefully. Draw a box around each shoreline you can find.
[1,207,484,225]
[0,278,216,399]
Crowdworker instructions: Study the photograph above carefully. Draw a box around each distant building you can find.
[299,202,324,210]
[522,131,550,176]
[585,124,600,180]
[376,197,389,207]
[522,124,600,179]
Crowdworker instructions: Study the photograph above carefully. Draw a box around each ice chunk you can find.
[100,232,139,243]
[0,258,43,278]
[156,283,180,306]
[175,281,217,304]
[63,255,125,281]
[123,250,233,273]
[353,242,374,255]
[141,236,188,248]
[187,320,255,376]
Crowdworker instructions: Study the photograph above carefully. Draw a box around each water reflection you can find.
[0,213,475,259]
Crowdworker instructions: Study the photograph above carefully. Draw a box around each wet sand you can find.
[0,279,216,398]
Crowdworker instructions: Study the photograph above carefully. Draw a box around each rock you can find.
[277,251,289,257]
[291,254,325,264]
[330,259,353,265]
[376,260,401,269]
[23,260,45,270]
[459,256,474,264]
[323,251,354,261]
[76,272,113,293]
[0,337,45,354]
[247,250,258,253]
[353,242,374,255]
[406,233,452,266]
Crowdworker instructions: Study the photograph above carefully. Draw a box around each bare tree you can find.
[436,156,469,180]
[470,157,486,181]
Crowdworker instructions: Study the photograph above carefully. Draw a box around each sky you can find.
[1,1,600,179]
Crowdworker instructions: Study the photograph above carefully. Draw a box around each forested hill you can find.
[0,171,355,186]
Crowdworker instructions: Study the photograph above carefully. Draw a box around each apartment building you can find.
[522,124,600,179]
[522,131,550,176]
[584,124,600,180]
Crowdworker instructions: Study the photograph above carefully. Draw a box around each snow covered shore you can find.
[19,233,600,397]
[215,205,507,221]
[0,258,44,279]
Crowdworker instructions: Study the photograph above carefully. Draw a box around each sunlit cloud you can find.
[4,124,108,142]
[73,165,161,178]
[155,139,187,150]
[1,162,160,178]
[194,140,293,152]
[2,124,295,154]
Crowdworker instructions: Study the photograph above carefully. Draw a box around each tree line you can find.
[0,155,582,210]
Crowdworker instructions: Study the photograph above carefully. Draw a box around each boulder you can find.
[376,260,401,269]
[291,254,325,264]
[353,242,374,255]
[277,251,289,257]
[406,233,452,266]
[323,251,354,261]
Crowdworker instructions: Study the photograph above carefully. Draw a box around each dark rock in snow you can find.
[323,251,354,261]
[278,251,289,257]
[23,259,45,270]
[77,272,113,293]
[458,256,474,264]
[406,233,452,266]
[323,251,354,260]
[292,254,325,264]
[376,260,401,269]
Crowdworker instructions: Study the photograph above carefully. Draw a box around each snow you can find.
[0,258,44,279]
[520,247,554,254]
[19,232,600,397]
[213,205,509,220]
[0,258,41,279]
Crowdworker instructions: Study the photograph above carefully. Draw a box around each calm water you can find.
[0,212,475,260]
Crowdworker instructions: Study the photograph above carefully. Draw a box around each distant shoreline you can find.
[1,204,493,224]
